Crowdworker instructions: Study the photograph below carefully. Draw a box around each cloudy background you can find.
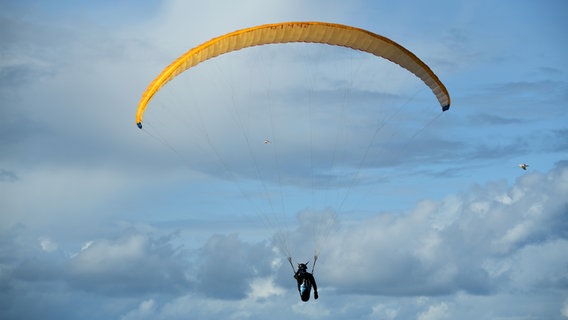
[1,0,567,319]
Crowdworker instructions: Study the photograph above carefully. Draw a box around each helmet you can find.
[298,263,308,270]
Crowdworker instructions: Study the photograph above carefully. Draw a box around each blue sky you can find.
[1,0,567,319]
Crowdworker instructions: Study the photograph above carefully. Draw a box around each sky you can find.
[1,0,567,319]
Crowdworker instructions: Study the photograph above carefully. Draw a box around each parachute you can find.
[135,21,452,263]
[136,21,450,128]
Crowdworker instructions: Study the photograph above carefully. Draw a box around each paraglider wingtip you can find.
[137,122,143,129]
[442,104,450,112]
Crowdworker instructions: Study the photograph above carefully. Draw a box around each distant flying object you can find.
[264,139,271,144]
[519,163,529,170]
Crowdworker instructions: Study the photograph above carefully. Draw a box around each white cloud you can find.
[319,163,568,297]
[491,222,531,254]
[67,232,191,295]
[562,298,568,318]
[38,237,58,252]
[193,233,275,299]
[417,302,450,320]
[70,234,148,274]
[80,240,93,251]
[247,277,286,301]
[371,303,399,319]
[120,299,157,320]
[509,239,568,290]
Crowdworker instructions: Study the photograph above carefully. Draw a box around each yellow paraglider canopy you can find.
[136,21,450,128]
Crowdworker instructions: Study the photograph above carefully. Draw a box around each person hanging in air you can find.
[293,261,318,301]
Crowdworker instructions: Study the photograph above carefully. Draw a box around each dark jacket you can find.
[294,269,318,301]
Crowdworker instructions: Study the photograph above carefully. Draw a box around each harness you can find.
[288,255,318,274]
